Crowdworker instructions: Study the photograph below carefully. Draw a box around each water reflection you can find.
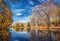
[30,30,60,41]
[10,28,30,41]
[10,28,60,41]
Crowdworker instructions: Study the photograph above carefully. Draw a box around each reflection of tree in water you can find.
[51,31,60,41]
[0,0,12,41]
[30,30,60,41]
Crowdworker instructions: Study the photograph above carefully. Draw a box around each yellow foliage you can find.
[0,0,2,2]
[24,23,28,27]
[20,23,23,27]
[0,15,3,22]
[51,18,58,24]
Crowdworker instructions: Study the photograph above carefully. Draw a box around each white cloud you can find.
[29,0,34,5]
[12,16,31,25]
[14,16,30,23]
[16,13,22,16]
[12,9,25,13]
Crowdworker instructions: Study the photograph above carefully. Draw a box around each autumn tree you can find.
[30,0,60,41]
[57,8,60,25]
[0,0,12,41]
[20,22,24,31]
[13,23,24,32]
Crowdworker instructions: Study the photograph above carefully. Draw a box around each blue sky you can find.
[4,0,60,24]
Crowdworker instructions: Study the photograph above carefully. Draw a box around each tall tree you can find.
[30,1,59,41]
[0,0,12,41]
